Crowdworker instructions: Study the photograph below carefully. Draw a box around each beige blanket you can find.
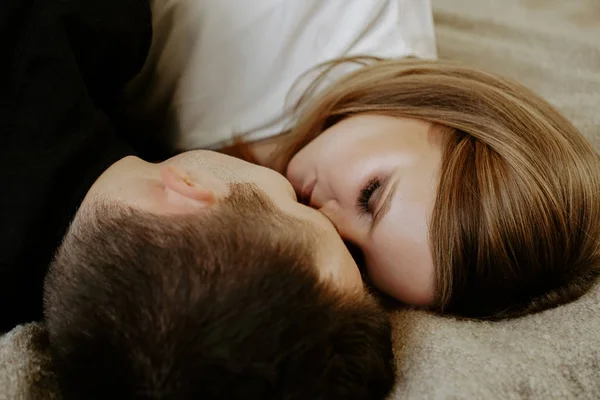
[0,324,58,400]
[2,0,599,399]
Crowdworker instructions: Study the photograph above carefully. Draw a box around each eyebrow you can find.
[371,177,400,233]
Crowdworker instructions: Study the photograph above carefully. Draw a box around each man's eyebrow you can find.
[371,177,399,233]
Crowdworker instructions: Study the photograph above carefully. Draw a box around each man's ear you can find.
[160,165,217,207]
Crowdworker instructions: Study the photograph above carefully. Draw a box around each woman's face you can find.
[286,114,444,305]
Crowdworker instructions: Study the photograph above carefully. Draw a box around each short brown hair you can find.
[275,57,600,319]
[44,183,395,399]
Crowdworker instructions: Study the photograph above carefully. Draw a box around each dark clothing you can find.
[0,0,152,332]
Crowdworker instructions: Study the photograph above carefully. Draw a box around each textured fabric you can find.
[389,0,600,398]
[433,0,600,149]
[0,323,59,400]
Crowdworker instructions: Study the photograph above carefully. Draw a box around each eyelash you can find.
[357,178,381,215]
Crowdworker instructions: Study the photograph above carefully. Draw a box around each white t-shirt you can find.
[126,0,437,151]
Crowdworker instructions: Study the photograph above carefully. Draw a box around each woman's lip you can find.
[300,179,317,206]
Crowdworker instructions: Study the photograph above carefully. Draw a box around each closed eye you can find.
[357,178,381,216]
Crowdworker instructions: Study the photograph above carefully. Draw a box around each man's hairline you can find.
[72,182,365,298]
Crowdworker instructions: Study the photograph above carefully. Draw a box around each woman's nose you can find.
[318,200,361,245]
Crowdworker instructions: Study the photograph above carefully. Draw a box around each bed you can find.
[1,0,599,398]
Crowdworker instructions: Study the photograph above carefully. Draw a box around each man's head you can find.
[80,150,363,290]
[43,151,395,399]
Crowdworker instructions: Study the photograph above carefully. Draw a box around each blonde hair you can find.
[275,57,600,319]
